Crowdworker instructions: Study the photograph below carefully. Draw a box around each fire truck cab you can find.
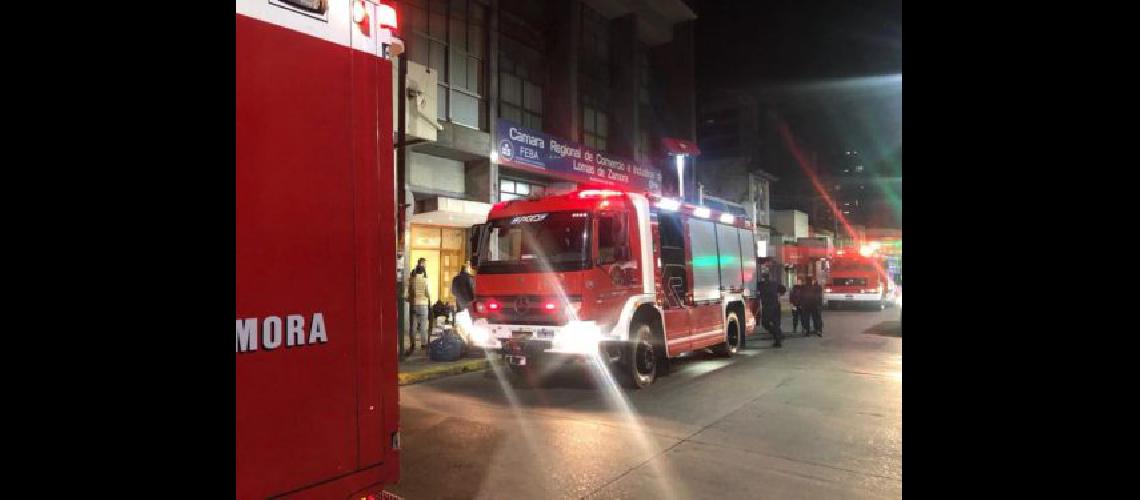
[824,255,895,310]
[468,189,758,389]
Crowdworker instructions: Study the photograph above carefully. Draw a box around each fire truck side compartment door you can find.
[687,218,721,301]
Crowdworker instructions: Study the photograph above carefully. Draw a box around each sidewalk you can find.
[397,350,489,386]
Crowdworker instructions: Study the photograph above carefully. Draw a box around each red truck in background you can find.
[237,1,401,498]
[824,255,897,310]
[467,189,759,388]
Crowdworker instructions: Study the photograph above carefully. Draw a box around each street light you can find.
[675,154,686,199]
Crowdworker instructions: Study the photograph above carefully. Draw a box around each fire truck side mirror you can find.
[469,224,484,269]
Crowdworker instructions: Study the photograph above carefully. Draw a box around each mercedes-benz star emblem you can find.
[514,296,530,314]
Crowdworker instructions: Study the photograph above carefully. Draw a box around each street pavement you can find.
[389,306,902,500]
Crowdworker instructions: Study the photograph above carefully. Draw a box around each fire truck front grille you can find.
[493,295,565,325]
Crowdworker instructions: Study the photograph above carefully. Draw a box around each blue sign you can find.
[494,119,662,194]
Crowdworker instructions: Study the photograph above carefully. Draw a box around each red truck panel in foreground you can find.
[236,1,399,497]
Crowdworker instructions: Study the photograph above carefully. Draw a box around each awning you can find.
[410,197,490,227]
[661,137,701,156]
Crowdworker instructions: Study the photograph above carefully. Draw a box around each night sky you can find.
[691,0,901,229]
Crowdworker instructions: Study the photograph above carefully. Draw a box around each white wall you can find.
[409,152,465,194]
[793,211,809,239]
[772,209,810,240]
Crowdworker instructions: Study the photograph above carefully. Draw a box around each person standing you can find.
[450,262,475,313]
[789,277,805,334]
[407,258,431,353]
[757,273,787,348]
[801,276,824,336]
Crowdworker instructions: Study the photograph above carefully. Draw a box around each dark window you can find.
[499,39,543,130]
[580,6,609,68]
[582,104,608,151]
[657,213,687,305]
[478,212,591,273]
[596,213,628,265]
[275,0,326,15]
[597,216,616,264]
[407,0,488,130]
[499,177,546,201]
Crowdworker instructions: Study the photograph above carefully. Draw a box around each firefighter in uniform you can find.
[801,276,824,336]
[451,263,475,313]
[757,272,787,348]
[789,277,805,334]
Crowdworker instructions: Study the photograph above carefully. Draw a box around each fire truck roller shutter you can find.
[738,227,758,295]
[716,223,744,290]
[687,219,720,301]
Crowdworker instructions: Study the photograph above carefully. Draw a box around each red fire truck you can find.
[237,1,401,498]
[824,254,896,310]
[467,189,759,388]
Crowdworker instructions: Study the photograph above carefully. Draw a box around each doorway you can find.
[409,225,468,307]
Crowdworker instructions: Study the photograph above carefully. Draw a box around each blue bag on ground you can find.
[428,329,466,362]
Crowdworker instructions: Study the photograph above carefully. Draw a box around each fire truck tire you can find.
[509,364,541,387]
[713,312,741,357]
[619,323,658,389]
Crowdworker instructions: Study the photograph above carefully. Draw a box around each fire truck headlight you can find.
[469,319,491,346]
[568,299,583,318]
[556,321,602,353]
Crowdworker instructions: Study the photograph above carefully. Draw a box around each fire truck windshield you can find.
[478,211,591,273]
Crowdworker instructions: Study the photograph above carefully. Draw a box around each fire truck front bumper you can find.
[824,292,882,304]
[468,318,622,356]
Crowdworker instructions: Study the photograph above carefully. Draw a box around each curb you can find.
[397,358,490,386]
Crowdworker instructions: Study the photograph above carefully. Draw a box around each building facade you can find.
[694,89,779,266]
[395,0,699,313]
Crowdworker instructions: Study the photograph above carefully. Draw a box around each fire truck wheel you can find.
[509,364,541,387]
[713,312,742,357]
[620,323,658,389]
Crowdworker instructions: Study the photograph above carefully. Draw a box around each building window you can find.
[580,6,609,68]
[582,104,607,151]
[500,177,546,201]
[499,39,543,130]
[637,130,650,163]
[637,43,650,105]
[408,0,487,130]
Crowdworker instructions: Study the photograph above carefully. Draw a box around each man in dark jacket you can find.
[757,273,787,348]
[789,277,805,334]
[451,263,476,313]
[801,276,824,336]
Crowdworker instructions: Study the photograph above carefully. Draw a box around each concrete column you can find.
[655,20,696,141]
[488,0,501,202]
[608,13,638,160]
[465,160,493,202]
[544,0,580,140]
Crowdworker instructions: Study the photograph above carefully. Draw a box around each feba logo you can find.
[511,213,548,224]
[498,140,513,160]
[236,312,328,353]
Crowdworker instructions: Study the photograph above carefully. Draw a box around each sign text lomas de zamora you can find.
[495,119,662,194]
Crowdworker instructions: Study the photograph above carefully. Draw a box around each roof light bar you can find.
[655,198,681,211]
[578,189,624,199]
